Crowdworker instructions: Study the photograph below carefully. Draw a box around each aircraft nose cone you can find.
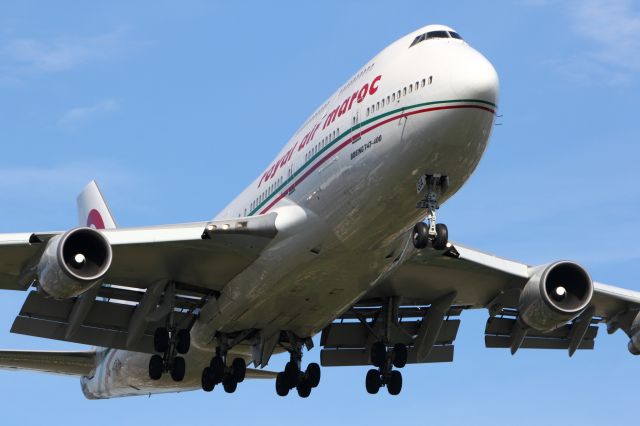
[449,47,499,105]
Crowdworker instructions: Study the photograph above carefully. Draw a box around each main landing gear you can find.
[201,334,248,394]
[148,326,191,382]
[365,341,407,395]
[413,174,449,250]
[275,333,321,398]
[201,352,247,394]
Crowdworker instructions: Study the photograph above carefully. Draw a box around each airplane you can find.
[1,23,639,399]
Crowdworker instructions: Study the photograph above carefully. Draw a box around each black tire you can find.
[432,223,449,250]
[412,222,429,249]
[387,370,402,396]
[276,372,289,397]
[170,356,186,382]
[232,358,247,383]
[296,380,312,398]
[176,329,190,354]
[306,362,321,388]
[148,354,164,380]
[209,356,225,384]
[392,343,408,369]
[222,374,238,393]
[365,369,381,394]
[370,341,387,368]
[284,361,299,388]
[201,367,215,392]
[153,327,170,353]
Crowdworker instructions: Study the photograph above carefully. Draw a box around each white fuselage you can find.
[82,24,499,399]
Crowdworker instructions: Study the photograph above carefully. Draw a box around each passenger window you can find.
[403,87,407,96]
[415,81,419,89]
[409,85,413,93]
[382,99,385,107]
[387,96,390,104]
[397,90,401,99]
[421,78,426,87]
[392,93,396,101]
[428,76,433,85]
[376,102,380,110]
[366,107,369,117]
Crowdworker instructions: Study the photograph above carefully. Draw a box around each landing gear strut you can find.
[275,333,321,398]
[201,339,248,394]
[414,174,449,250]
[366,341,407,395]
[148,325,191,382]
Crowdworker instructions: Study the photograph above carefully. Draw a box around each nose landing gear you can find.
[414,174,449,250]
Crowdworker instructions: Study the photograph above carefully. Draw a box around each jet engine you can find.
[37,227,112,299]
[627,312,640,355]
[518,261,593,332]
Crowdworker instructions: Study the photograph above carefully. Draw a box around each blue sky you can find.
[1,0,639,424]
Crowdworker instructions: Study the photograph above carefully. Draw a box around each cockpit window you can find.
[409,30,456,48]
[426,30,450,40]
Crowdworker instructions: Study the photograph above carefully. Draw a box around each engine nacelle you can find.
[37,227,112,299]
[519,261,593,332]
[627,312,640,355]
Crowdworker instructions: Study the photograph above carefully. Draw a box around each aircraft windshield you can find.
[410,30,464,47]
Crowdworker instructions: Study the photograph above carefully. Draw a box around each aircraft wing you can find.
[0,213,278,292]
[0,213,279,353]
[320,237,640,367]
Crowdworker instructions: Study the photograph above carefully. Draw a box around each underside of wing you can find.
[320,234,640,367]
[0,213,279,352]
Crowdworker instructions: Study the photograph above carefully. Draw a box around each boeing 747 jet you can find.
[1,24,639,398]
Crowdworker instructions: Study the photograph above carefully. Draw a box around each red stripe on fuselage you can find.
[259,104,495,214]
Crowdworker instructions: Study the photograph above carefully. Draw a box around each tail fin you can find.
[77,180,117,229]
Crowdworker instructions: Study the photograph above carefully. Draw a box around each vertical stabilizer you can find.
[77,180,117,229]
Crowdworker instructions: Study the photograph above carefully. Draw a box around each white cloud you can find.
[570,0,640,70]
[1,28,127,75]
[531,0,640,84]
[58,99,120,129]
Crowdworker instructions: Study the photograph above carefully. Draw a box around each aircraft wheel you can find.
[170,356,186,382]
[387,370,402,396]
[232,358,246,383]
[365,369,381,394]
[222,374,238,393]
[306,362,321,388]
[370,341,386,368]
[209,356,225,384]
[432,223,449,250]
[296,380,312,398]
[276,372,289,397]
[201,367,215,392]
[149,354,164,380]
[392,343,408,369]
[176,329,190,354]
[153,327,170,353]
[284,361,299,388]
[412,222,429,249]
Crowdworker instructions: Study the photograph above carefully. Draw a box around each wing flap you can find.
[10,290,197,353]
[320,345,453,367]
